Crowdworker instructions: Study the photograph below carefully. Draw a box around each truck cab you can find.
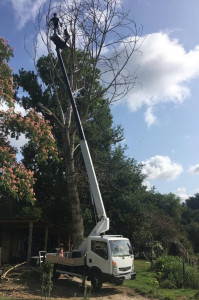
[86,235,136,289]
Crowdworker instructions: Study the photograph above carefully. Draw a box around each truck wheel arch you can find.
[87,266,102,280]
[89,268,103,291]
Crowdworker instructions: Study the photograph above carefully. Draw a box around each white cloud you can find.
[0,101,26,116]
[5,0,48,29]
[142,180,151,191]
[188,164,199,175]
[108,32,199,126]
[14,102,27,116]
[6,0,122,30]
[175,187,190,202]
[142,155,183,180]
[144,107,157,127]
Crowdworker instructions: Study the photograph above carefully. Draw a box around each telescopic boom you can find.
[50,17,110,251]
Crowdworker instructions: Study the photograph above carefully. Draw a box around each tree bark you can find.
[63,128,84,249]
[67,168,84,249]
[27,222,33,261]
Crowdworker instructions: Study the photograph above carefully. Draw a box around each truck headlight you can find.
[112,260,117,275]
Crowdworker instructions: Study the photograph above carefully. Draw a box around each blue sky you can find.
[1,0,199,201]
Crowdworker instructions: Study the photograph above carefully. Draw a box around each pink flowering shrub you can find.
[0,38,59,203]
[2,108,59,162]
[0,145,36,202]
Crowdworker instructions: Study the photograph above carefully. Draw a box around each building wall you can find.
[1,230,11,264]
[1,229,27,264]
[0,220,69,264]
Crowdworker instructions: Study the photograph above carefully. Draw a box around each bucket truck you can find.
[45,15,136,291]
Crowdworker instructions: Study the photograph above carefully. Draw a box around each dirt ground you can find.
[0,265,155,300]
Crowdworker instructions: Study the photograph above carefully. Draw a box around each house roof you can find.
[0,217,68,233]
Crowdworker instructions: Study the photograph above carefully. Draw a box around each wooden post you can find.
[58,232,61,247]
[69,235,71,251]
[27,222,33,261]
[44,226,48,251]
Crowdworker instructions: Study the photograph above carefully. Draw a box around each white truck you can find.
[46,19,136,291]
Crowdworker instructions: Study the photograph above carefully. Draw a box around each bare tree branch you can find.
[38,102,64,129]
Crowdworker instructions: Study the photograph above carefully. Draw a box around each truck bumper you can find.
[130,271,136,280]
[115,271,136,280]
[103,271,136,284]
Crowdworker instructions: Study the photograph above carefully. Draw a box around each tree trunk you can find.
[66,158,84,249]
[63,127,84,249]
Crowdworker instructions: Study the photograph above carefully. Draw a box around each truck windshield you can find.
[109,240,133,257]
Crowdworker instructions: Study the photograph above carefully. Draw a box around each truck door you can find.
[87,240,111,274]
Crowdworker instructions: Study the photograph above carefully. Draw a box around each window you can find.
[91,240,108,260]
[109,240,133,257]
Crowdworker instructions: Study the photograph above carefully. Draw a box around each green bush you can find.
[154,255,199,289]
[41,261,54,298]
[184,264,199,289]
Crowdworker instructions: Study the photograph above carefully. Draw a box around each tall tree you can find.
[15,0,141,248]
[103,146,146,241]
[186,193,199,210]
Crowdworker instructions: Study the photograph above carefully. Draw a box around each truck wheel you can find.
[91,272,102,291]
[115,279,123,286]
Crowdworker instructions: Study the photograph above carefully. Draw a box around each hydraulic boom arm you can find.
[50,25,110,251]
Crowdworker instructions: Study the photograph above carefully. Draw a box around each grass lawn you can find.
[124,259,199,300]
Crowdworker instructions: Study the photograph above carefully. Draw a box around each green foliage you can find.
[41,261,54,298]
[101,145,146,242]
[125,259,199,300]
[186,193,199,210]
[144,238,164,267]
[182,194,199,252]
[185,222,199,252]
[83,286,92,299]
[0,193,42,218]
[154,255,199,289]
[0,37,14,106]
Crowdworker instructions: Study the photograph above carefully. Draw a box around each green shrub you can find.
[154,255,199,289]
[184,264,199,289]
[160,278,176,289]
[41,261,54,298]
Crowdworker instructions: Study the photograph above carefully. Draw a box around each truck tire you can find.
[91,271,102,291]
[115,278,124,286]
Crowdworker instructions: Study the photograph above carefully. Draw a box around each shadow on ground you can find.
[0,265,123,299]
